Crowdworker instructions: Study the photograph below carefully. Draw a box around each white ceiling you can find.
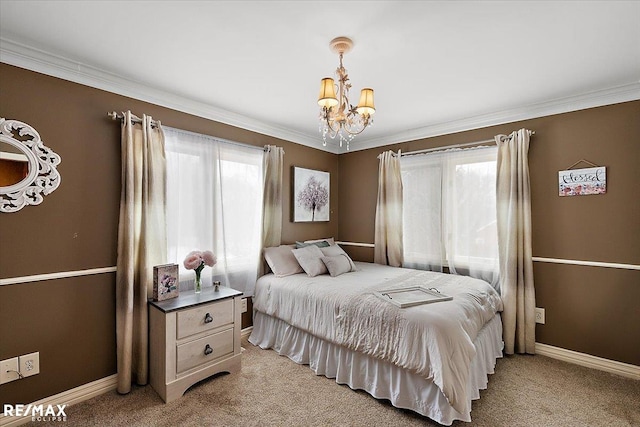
[1,1,639,153]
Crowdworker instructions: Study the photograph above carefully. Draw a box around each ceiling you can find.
[1,1,639,153]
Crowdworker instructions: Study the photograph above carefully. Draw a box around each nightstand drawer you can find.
[176,298,233,339]
[176,328,234,373]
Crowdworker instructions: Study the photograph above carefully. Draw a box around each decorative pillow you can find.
[264,245,303,277]
[321,255,352,277]
[320,245,358,271]
[292,245,328,277]
[295,240,331,249]
[304,237,336,246]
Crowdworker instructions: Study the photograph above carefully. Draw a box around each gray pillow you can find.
[292,245,328,277]
[264,245,303,277]
[304,237,335,246]
[295,240,330,249]
[320,245,358,271]
[321,255,352,277]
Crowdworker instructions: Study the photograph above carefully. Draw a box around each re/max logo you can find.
[3,404,67,418]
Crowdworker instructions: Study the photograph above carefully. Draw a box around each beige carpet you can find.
[28,337,639,427]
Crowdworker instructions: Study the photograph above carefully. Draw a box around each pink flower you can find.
[202,250,217,267]
[183,250,217,270]
[183,251,204,270]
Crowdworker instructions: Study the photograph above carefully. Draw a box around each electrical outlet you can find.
[0,357,20,384]
[19,352,40,377]
[535,307,545,324]
[241,298,248,314]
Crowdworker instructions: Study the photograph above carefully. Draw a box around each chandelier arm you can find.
[322,107,372,137]
[321,107,342,135]
[339,108,372,136]
[341,120,369,136]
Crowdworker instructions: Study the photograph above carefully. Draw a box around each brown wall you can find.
[0,64,338,404]
[338,101,640,365]
[1,62,637,406]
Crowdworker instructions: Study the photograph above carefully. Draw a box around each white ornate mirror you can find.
[0,118,61,213]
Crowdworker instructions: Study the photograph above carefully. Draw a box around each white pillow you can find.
[321,255,352,277]
[292,245,328,277]
[264,245,303,277]
[320,245,358,271]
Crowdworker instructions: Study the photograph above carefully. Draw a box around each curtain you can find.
[401,147,499,286]
[115,111,167,394]
[260,145,284,275]
[443,147,499,286]
[401,152,444,272]
[164,127,264,297]
[496,128,536,355]
[261,145,284,248]
[374,150,403,267]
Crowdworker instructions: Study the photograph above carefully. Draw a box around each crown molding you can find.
[0,38,342,154]
[348,81,640,153]
[2,37,638,156]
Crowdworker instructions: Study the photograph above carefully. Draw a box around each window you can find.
[401,146,499,286]
[164,127,264,296]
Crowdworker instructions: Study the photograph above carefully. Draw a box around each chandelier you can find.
[318,37,375,151]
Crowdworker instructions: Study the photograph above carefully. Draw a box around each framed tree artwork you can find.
[292,166,330,222]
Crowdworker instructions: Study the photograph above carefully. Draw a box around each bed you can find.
[249,247,503,425]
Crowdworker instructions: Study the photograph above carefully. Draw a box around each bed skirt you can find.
[249,312,503,425]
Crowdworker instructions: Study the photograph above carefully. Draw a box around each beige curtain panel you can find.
[374,150,403,267]
[496,128,536,355]
[116,111,167,394]
[262,145,284,248]
[260,145,284,275]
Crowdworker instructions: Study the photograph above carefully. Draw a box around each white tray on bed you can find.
[374,286,452,308]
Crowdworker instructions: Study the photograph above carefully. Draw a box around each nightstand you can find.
[148,286,242,402]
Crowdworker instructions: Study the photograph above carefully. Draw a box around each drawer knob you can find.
[204,313,213,323]
[204,344,213,356]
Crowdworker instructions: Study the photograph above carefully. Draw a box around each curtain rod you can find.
[399,131,535,157]
[163,125,270,152]
[108,111,274,153]
[108,111,160,127]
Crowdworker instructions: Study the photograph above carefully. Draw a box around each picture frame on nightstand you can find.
[153,263,179,301]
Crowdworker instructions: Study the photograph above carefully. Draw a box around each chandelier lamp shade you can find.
[318,37,375,150]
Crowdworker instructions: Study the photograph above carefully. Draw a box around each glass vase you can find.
[194,272,202,294]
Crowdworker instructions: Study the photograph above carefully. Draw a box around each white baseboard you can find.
[0,374,117,427]
[241,326,253,340]
[536,343,639,380]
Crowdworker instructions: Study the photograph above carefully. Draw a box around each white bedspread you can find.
[252,262,503,413]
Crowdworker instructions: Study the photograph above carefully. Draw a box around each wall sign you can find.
[558,166,606,197]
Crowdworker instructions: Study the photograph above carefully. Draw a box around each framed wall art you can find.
[153,263,179,301]
[292,166,330,222]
